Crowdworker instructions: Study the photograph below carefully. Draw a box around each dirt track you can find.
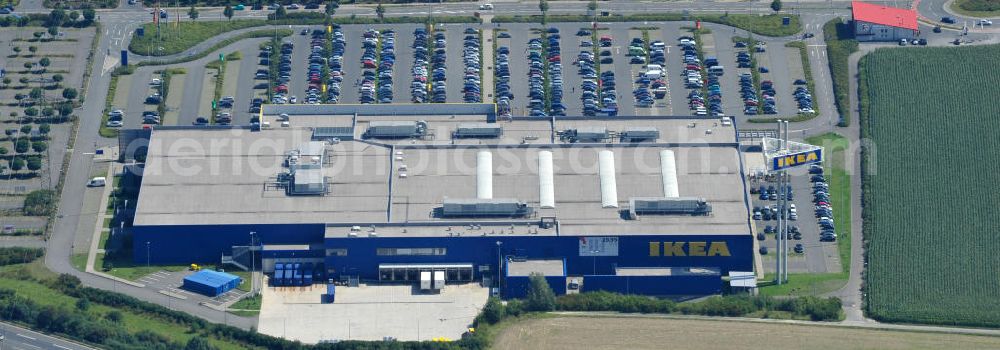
[493,316,1000,350]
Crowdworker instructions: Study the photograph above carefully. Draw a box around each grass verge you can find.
[494,13,801,37]
[136,29,293,67]
[759,272,847,296]
[950,0,1000,18]
[229,294,261,317]
[823,18,858,127]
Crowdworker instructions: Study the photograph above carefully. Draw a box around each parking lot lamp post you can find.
[250,231,256,295]
[146,241,150,267]
[496,241,502,292]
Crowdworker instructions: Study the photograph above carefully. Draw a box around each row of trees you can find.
[0,247,44,266]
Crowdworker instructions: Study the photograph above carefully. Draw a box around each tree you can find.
[481,297,505,324]
[274,5,286,19]
[41,107,54,117]
[20,125,32,134]
[105,310,123,323]
[588,0,598,11]
[10,157,24,171]
[26,156,42,171]
[18,77,28,84]
[28,46,37,53]
[29,88,43,100]
[0,147,7,155]
[770,0,782,12]
[62,88,77,100]
[15,139,29,153]
[69,11,80,22]
[188,6,199,20]
[2,77,10,86]
[539,0,549,14]
[325,1,338,16]
[23,107,37,117]
[57,103,72,117]
[32,31,43,40]
[82,8,96,23]
[525,273,556,311]
[31,141,47,153]
[12,46,20,54]
[223,5,234,21]
[47,9,66,27]
[184,337,217,350]
[75,298,90,311]
[39,57,51,68]
[23,62,33,70]
[375,3,385,21]
[39,124,50,134]
[52,74,63,83]
[47,26,58,37]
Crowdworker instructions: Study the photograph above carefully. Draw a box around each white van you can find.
[87,177,106,187]
[479,3,494,10]
[644,70,662,79]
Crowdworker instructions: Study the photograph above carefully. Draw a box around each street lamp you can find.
[250,231,256,295]
[146,241,151,267]
[495,241,502,293]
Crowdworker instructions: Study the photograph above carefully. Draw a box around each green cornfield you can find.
[861,45,1000,327]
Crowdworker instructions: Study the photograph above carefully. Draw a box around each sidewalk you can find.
[84,159,145,288]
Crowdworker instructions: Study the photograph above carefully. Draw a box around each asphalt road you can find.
[0,322,95,350]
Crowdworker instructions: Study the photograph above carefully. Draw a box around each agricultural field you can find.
[860,44,1000,327]
[493,316,1000,350]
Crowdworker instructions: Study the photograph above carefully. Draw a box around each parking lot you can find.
[748,165,842,274]
[105,22,816,129]
[135,269,251,308]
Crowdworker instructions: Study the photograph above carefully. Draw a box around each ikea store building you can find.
[125,105,755,298]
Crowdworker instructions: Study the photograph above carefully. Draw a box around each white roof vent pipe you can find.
[598,150,619,208]
[538,151,555,208]
[477,151,493,199]
[660,150,679,198]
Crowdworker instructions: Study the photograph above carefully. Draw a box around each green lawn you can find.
[70,253,87,271]
[493,13,801,37]
[759,272,847,296]
[96,252,187,281]
[229,294,261,317]
[129,20,268,56]
[0,262,254,350]
[950,0,1000,17]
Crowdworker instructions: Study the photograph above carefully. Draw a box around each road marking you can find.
[53,344,72,350]
[17,333,37,340]
[21,343,42,349]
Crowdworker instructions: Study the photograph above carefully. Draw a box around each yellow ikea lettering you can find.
[688,242,707,256]
[707,242,731,257]
[649,241,732,257]
[649,242,660,256]
[778,151,819,168]
[663,242,687,256]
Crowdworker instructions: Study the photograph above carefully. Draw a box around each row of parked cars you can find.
[261,41,294,105]
[358,29,392,104]
[429,31,448,103]
[681,38,723,117]
[794,84,815,114]
[411,28,431,103]
[546,28,566,116]
[304,31,328,105]
[738,72,759,115]
[633,38,668,108]
[495,45,513,117]
[811,165,836,242]
[327,26,347,103]
[378,30,396,103]
[461,28,483,103]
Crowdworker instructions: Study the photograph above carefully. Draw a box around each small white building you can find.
[852,1,919,42]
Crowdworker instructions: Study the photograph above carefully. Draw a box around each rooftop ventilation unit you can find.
[561,127,608,143]
[454,123,503,138]
[627,197,712,218]
[440,198,534,218]
[621,127,660,142]
[364,120,429,138]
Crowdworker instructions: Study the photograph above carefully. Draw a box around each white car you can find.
[980,19,993,26]
[289,96,298,104]
[106,120,123,127]
[479,3,494,10]
[149,78,161,85]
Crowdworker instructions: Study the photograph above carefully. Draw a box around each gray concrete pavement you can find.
[0,321,96,350]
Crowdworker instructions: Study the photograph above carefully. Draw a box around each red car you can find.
[274,85,288,93]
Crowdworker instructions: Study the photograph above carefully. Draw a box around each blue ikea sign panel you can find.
[771,148,822,171]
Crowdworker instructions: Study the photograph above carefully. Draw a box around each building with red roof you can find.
[852,1,919,42]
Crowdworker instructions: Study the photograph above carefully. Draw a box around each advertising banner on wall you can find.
[579,237,619,256]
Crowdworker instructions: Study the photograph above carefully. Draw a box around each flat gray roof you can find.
[133,116,750,237]
[508,259,565,277]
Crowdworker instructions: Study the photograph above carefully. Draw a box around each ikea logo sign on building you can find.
[649,241,731,257]
[771,149,822,171]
